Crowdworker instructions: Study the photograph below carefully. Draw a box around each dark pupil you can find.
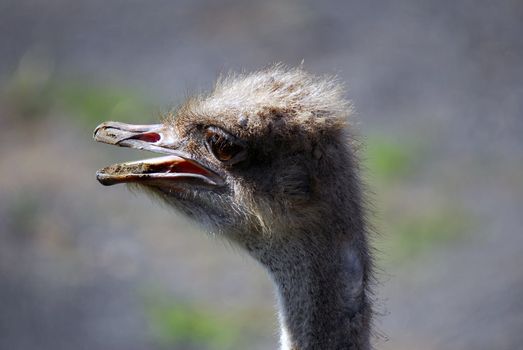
[207,133,242,161]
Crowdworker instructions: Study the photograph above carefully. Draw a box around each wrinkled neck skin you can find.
[240,223,371,350]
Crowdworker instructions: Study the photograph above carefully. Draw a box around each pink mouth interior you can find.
[129,132,161,143]
[146,158,212,177]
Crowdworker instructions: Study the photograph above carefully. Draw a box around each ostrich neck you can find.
[250,231,371,350]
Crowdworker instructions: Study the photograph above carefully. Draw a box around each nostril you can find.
[129,132,161,143]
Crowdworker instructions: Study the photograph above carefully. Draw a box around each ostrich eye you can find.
[205,128,245,163]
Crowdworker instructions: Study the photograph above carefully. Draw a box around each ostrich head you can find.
[94,66,371,350]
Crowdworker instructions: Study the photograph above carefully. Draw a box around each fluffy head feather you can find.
[172,65,353,144]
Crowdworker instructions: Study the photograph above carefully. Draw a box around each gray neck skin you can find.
[245,232,371,350]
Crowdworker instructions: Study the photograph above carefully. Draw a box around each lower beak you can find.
[93,121,223,187]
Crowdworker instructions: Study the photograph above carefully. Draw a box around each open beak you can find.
[93,121,223,187]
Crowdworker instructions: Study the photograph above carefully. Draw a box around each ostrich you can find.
[94,66,372,350]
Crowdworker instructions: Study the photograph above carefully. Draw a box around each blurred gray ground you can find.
[1,0,522,349]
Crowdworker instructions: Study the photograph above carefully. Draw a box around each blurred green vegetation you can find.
[3,78,156,126]
[55,82,156,125]
[364,135,423,182]
[375,206,475,263]
[2,54,156,126]
[143,293,249,350]
[362,136,475,263]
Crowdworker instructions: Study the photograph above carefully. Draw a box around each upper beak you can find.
[93,121,223,187]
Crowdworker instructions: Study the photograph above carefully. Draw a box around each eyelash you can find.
[204,127,246,164]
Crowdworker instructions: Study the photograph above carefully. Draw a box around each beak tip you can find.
[96,171,115,186]
[93,123,108,141]
[93,129,100,140]
[93,122,124,145]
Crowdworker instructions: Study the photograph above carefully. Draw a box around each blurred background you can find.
[1,0,522,349]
